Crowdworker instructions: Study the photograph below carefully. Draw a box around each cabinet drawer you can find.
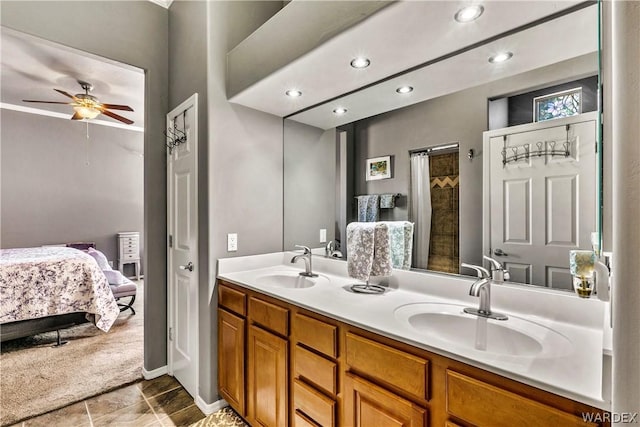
[248,296,289,336]
[294,345,337,395]
[446,370,597,427]
[345,332,429,401]
[121,253,139,261]
[294,410,320,427]
[293,379,335,427]
[294,313,337,358]
[123,246,139,255]
[218,284,246,316]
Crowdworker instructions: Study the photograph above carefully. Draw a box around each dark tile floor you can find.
[12,375,207,427]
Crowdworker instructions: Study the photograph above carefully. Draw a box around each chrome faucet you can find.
[325,240,343,258]
[461,263,508,321]
[291,245,318,277]
[483,255,510,282]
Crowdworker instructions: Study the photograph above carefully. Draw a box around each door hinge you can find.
[169,327,173,341]
[169,235,173,248]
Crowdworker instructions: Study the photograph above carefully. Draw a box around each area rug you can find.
[0,281,144,426]
[190,407,248,427]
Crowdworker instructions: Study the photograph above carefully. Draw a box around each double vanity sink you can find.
[218,251,609,411]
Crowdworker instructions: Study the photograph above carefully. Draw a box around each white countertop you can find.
[217,251,611,410]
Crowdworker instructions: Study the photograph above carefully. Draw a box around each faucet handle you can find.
[294,245,312,255]
[483,255,504,270]
[461,263,491,279]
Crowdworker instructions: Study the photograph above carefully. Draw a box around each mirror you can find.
[284,2,602,291]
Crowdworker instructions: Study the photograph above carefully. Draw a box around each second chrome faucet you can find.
[461,259,508,321]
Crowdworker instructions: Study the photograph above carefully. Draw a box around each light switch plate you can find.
[320,229,327,243]
[227,233,238,252]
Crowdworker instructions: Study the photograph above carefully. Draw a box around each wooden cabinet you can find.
[217,280,609,427]
[247,324,288,427]
[218,308,245,416]
[343,373,426,427]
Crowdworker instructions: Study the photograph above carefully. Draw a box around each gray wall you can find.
[0,0,169,371]
[1,110,143,270]
[284,120,336,250]
[351,54,599,269]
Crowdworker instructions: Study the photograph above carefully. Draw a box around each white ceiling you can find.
[290,4,598,129]
[229,1,590,120]
[1,27,145,129]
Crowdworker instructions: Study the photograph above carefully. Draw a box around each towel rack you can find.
[501,124,573,166]
[354,193,401,199]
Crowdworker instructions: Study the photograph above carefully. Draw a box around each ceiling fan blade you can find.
[100,103,134,112]
[71,112,84,120]
[101,109,134,125]
[23,100,73,104]
[54,89,79,101]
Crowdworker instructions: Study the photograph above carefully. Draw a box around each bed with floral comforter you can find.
[0,247,119,332]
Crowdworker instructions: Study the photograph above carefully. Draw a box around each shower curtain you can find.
[410,153,432,270]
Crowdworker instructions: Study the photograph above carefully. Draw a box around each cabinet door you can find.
[218,308,245,416]
[247,324,288,427]
[343,373,426,427]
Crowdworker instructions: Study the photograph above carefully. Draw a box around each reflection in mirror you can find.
[283,3,601,291]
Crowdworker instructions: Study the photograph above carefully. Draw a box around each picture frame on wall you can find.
[365,155,392,181]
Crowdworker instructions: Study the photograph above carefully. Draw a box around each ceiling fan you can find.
[23,81,134,125]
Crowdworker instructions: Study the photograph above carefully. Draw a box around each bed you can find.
[0,246,120,342]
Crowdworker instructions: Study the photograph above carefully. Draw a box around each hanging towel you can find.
[347,222,392,281]
[380,221,405,268]
[402,222,414,270]
[347,222,376,281]
[380,194,396,209]
[356,195,380,222]
[371,223,392,277]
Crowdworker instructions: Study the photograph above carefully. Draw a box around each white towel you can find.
[347,222,392,281]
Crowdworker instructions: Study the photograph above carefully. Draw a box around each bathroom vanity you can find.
[217,253,610,427]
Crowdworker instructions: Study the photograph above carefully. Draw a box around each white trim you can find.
[195,396,228,416]
[142,365,168,380]
[148,0,173,9]
[0,102,144,133]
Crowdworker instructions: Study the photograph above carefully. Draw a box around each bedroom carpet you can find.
[0,281,144,426]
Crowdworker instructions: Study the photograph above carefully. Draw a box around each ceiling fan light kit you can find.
[22,80,134,125]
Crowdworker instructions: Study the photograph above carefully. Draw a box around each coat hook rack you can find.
[165,110,188,154]
[502,124,573,166]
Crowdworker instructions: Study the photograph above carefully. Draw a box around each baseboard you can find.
[142,365,168,380]
[196,396,228,415]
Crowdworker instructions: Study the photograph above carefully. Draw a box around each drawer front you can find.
[248,296,289,336]
[122,253,139,261]
[123,246,139,255]
[120,237,138,245]
[293,379,335,427]
[294,410,320,427]
[218,284,246,316]
[294,345,337,395]
[446,370,598,427]
[294,313,337,358]
[345,332,429,401]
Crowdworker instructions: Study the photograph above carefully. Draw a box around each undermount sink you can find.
[254,270,328,289]
[394,303,572,357]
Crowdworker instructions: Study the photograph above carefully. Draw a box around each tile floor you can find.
[12,375,207,427]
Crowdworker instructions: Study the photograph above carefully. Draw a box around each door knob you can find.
[179,262,194,272]
[494,248,508,256]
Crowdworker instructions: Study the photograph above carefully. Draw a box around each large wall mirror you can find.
[283,1,603,292]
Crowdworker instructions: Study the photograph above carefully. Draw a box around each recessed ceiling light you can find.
[396,86,414,94]
[285,89,302,98]
[454,5,484,23]
[333,107,348,115]
[488,52,513,63]
[350,57,371,69]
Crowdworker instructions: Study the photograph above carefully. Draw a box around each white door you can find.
[486,113,596,289]
[167,94,198,397]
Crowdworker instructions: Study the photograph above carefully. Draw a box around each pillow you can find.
[87,247,111,271]
[104,269,128,285]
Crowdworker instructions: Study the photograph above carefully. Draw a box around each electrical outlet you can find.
[320,229,327,243]
[108,260,114,268]
[227,233,238,252]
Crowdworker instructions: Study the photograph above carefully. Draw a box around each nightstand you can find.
[118,232,140,280]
